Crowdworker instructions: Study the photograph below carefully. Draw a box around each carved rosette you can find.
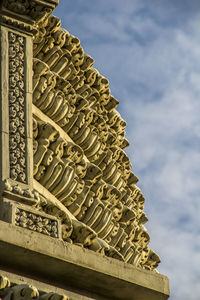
[8,31,27,183]
[3,0,51,20]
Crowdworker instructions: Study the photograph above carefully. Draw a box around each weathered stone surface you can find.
[0,221,170,300]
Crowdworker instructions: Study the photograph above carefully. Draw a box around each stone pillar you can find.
[0,25,33,186]
[0,0,58,198]
[0,0,59,226]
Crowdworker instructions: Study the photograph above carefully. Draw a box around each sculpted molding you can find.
[0,0,58,34]
[0,275,69,300]
[0,15,37,34]
[2,179,40,206]
[8,31,27,184]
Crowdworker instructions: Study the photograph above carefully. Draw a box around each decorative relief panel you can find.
[8,31,27,183]
[15,207,59,238]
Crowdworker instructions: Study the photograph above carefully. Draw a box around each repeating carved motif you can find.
[15,207,59,238]
[8,32,27,183]
[2,0,57,22]
[0,275,69,300]
[32,116,158,266]
[0,15,37,34]
[32,14,161,271]
[3,179,39,199]
[2,179,40,207]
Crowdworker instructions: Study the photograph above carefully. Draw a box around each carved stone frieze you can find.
[0,0,58,36]
[2,179,40,206]
[8,31,27,184]
[1,0,58,22]
[15,207,59,238]
[0,275,69,300]
[0,15,37,34]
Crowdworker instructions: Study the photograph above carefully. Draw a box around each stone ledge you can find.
[0,220,169,300]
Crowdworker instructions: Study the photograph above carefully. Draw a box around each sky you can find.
[54,1,200,299]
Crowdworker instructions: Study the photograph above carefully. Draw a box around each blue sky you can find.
[54,1,200,299]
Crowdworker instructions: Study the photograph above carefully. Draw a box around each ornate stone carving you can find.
[0,15,37,34]
[1,0,58,22]
[0,0,58,37]
[0,275,10,290]
[71,219,96,247]
[2,179,40,206]
[15,207,59,238]
[8,31,27,184]
[31,14,160,271]
[0,283,39,300]
[0,275,69,300]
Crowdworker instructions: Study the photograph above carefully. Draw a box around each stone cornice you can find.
[0,221,170,300]
[0,0,59,33]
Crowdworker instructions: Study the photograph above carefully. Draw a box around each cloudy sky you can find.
[54,1,200,299]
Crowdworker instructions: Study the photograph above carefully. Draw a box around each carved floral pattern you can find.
[8,32,27,183]
[15,207,59,238]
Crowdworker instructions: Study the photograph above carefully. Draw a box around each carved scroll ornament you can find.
[8,31,27,184]
[31,14,160,272]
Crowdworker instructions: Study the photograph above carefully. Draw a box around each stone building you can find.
[0,0,169,299]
